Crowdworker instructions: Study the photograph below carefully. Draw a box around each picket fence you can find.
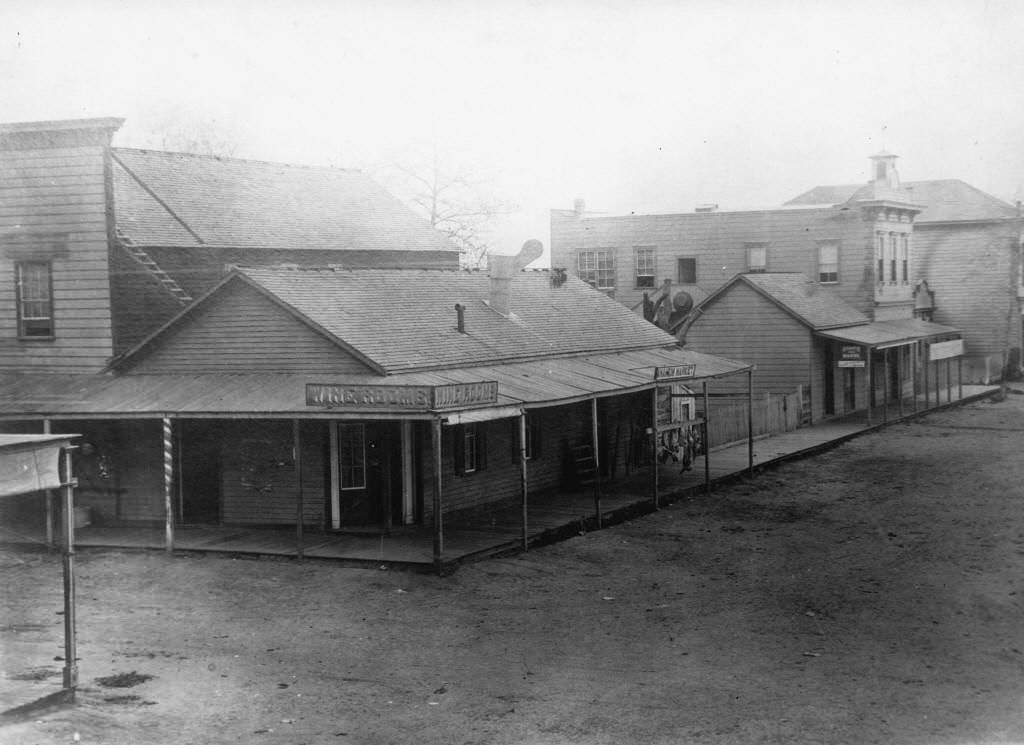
[704,389,802,450]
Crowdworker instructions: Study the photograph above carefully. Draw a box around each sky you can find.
[3,0,1024,263]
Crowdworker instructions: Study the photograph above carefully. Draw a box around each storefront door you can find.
[330,421,403,529]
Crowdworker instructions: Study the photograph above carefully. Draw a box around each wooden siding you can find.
[914,222,1020,381]
[685,282,813,397]
[0,144,114,372]
[125,281,376,374]
[551,207,876,316]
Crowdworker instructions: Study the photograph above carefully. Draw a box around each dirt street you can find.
[3,395,1024,745]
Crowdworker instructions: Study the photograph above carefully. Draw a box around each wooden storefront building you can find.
[0,262,751,571]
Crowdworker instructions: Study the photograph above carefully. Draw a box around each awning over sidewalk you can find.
[0,346,751,419]
[816,319,960,349]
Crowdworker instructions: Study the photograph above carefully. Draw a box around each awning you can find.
[0,434,77,497]
[0,346,752,419]
[816,319,960,349]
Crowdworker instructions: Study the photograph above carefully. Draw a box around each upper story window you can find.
[578,250,616,291]
[818,242,839,283]
[875,232,885,283]
[16,261,54,338]
[899,233,909,283]
[634,246,656,288]
[745,244,767,273]
[677,257,697,284]
[888,233,898,283]
[338,423,366,490]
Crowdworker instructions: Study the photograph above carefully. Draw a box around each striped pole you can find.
[163,417,174,553]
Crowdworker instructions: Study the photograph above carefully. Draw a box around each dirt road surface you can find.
[3,395,1024,744]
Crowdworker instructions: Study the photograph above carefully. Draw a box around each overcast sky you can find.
[3,0,1023,262]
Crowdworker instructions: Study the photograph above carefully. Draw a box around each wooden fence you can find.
[704,390,802,449]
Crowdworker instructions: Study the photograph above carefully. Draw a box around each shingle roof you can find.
[234,267,681,373]
[110,148,458,253]
[702,273,869,330]
[786,179,1017,223]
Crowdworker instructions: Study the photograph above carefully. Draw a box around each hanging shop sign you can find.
[306,381,498,411]
[929,339,964,362]
[654,364,696,381]
[837,345,866,368]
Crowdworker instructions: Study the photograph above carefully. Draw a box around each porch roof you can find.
[0,347,751,419]
[815,318,961,349]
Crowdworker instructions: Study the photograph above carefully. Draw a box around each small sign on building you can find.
[929,339,964,362]
[837,345,865,368]
[654,364,696,381]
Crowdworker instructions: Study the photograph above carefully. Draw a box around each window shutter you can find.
[477,425,488,471]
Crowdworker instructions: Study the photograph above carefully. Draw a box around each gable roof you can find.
[698,273,869,331]
[110,148,459,253]
[786,179,1017,223]
[117,267,684,374]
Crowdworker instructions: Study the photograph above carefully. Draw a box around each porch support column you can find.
[866,348,873,426]
[703,381,711,495]
[519,412,529,551]
[60,446,78,693]
[431,417,443,575]
[947,359,953,402]
[882,350,889,423]
[294,420,304,562]
[43,418,55,549]
[912,343,919,413]
[747,370,754,477]
[958,356,963,400]
[592,397,603,525]
[898,348,905,418]
[162,416,174,554]
[650,388,659,509]
[924,347,931,408]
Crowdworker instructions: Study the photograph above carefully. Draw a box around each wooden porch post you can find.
[947,359,953,402]
[431,417,443,575]
[592,397,603,525]
[60,446,78,693]
[703,381,711,495]
[898,348,905,418]
[882,350,889,423]
[865,348,873,426]
[912,343,919,413]
[162,416,174,553]
[43,418,55,548]
[924,347,931,408]
[294,420,304,562]
[650,388,659,509]
[519,412,528,551]
[958,356,964,400]
[747,370,754,477]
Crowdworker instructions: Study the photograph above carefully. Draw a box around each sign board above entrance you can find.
[837,345,865,368]
[654,364,696,381]
[306,381,499,411]
[929,339,964,362]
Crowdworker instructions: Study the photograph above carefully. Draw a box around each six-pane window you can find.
[338,423,366,490]
[578,250,616,290]
[16,262,54,338]
[746,244,767,273]
[634,246,656,288]
[818,243,839,283]
[677,257,697,284]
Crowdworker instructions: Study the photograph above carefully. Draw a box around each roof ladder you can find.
[122,244,193,305]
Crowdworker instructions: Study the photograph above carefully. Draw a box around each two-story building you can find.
[550,152,964,424]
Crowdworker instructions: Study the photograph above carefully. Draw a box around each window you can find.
[677,257,697,284]
[888,233,897,282]
[338,424,366,490]
[578,250,616,290]
[634,246,656,288]
[875,232,885,282]
[745,244,767,273]
[454,423,487,475]
[818,242,839,283]
[899,234,909,283]
[15,261,54,338]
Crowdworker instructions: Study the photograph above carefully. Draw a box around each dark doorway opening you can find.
[179,420,223,524]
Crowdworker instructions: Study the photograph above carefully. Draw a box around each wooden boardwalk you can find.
[1,385,998,572]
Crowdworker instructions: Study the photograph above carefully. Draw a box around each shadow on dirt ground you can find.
[3,395,1024,744]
